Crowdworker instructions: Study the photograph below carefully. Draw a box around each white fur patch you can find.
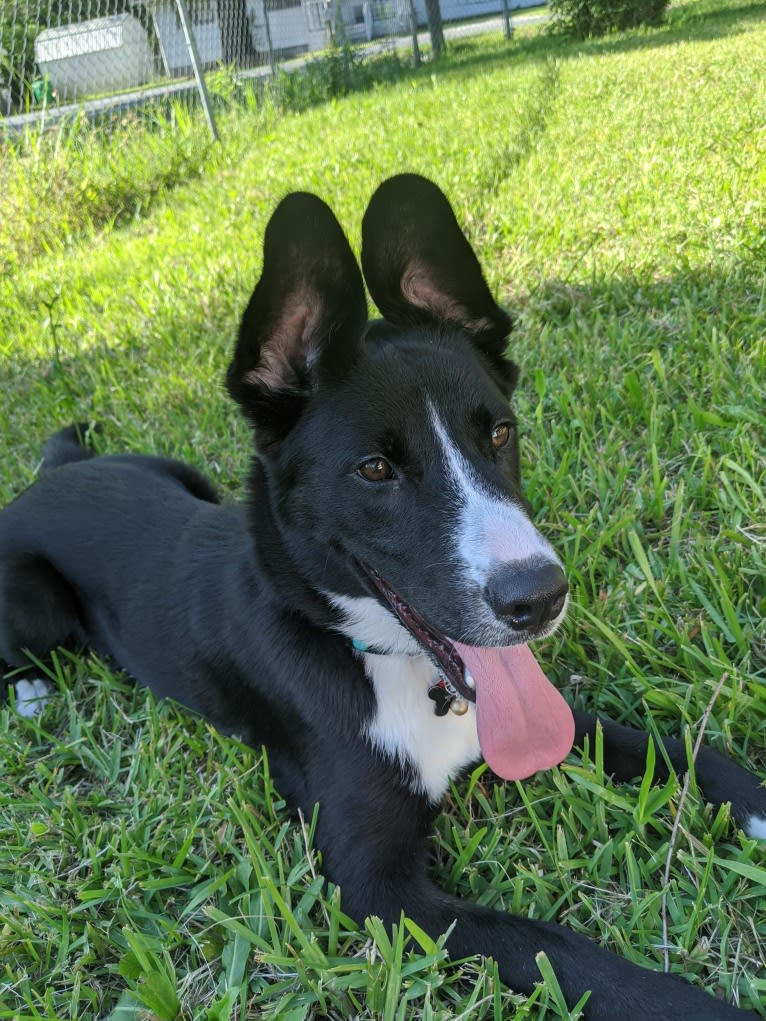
[428,405,558,577]
[327,591,480,800]
[745,814,766,840]
[14,678,51,718]
[428,404,567,638]
[326,592,420,655]
[362,650,481,802]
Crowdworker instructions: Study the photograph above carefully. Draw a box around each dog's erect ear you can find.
[226,192,367,440]
[361,174,515,385]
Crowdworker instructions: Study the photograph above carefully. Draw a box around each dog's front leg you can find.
[304,757,757,1020]
[572,711,766,838]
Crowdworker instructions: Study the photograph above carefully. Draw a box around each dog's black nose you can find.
[485,561,568,632]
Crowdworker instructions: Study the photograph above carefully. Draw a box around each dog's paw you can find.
[736,774,766,842]
[736,779,766,841]
[694,744,766,843]
[746,810,766,840]
[14,678,52,718]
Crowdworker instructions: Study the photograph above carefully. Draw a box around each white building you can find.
[139,0,541,76]
[137,0,328,75]
[35,14,154,101]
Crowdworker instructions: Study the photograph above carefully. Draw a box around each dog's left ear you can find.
[227,191,367,443]
[361,174,516,390]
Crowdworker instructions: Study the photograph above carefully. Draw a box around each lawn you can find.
[1,0,765,1018]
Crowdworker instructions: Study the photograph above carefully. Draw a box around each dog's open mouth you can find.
[364,566,576,781]
[366,569,475,701]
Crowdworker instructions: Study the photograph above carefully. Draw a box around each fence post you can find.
[262,0,278,78]
[501,0,514,41]
[406,0,421,67]
[175,0,219,141]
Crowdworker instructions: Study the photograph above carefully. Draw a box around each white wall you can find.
[153,2,223,75]
[35,17,153,100]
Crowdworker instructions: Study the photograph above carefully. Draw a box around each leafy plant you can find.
[548,0,670,38]
[273,44,403,112]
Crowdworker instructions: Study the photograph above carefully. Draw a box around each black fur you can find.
[1,175,763,1019]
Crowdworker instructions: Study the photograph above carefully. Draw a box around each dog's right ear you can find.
[361,174,516,392]
[226,192,367,444]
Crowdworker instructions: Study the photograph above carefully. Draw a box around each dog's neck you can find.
[349,635,468,716]
[359,649,481,802]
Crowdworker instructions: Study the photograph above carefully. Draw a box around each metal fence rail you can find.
[1,0,543,135]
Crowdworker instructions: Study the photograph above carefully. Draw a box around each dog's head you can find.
[227,175,574,778]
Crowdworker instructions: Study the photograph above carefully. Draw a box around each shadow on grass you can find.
[3,255,764,465]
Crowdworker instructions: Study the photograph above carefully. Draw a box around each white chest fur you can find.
[362,651,481,803]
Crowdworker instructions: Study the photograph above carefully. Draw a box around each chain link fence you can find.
[1,0,542,134]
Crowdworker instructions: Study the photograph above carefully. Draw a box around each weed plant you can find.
[548,0,670,38]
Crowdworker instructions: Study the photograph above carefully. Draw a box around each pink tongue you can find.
[453,641,575,780]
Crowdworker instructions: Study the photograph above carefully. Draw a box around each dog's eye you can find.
[357,457,394,482]
[491,422,513,449]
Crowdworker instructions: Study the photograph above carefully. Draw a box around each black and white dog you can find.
[1,175,764,1018]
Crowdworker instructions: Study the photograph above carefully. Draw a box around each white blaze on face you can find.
[427,402,565,622]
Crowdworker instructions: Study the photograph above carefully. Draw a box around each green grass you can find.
[0,46,408,278]
[1,0,765,1017]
